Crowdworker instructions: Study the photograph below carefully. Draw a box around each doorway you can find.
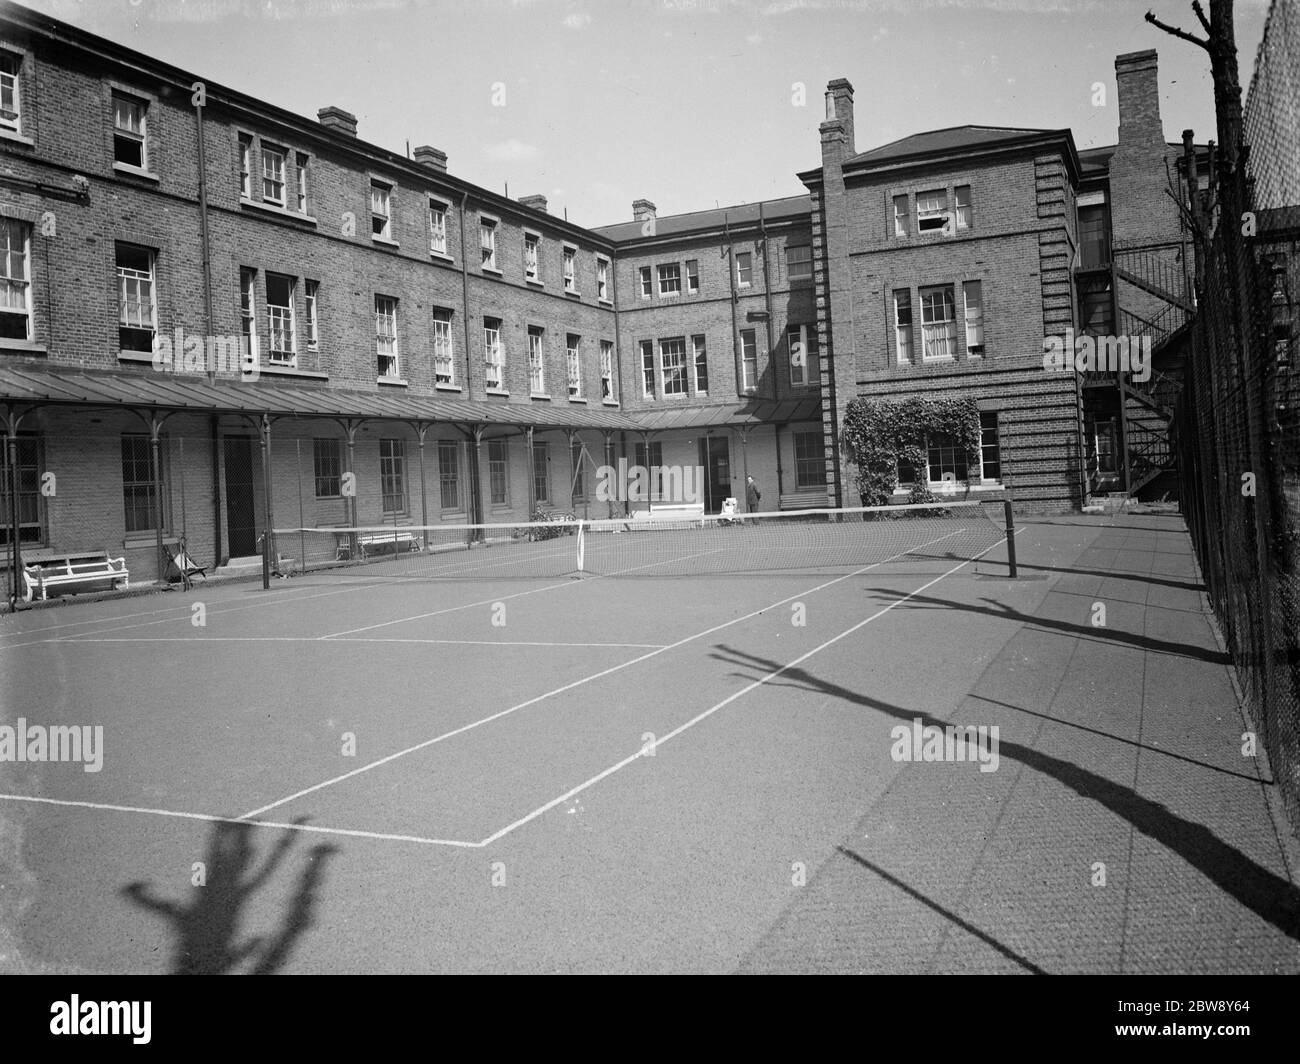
[698,435,731,513]
[223,436,258,557]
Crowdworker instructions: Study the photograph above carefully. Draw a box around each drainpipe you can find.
[725,214,741,395]
[5,411,23,607]
[210,413,222,567]
[759,203,776,401]
[458,191,473,393]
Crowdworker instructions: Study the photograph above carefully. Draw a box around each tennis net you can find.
[264,499,1015,584]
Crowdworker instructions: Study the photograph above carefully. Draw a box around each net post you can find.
[261,527,271,589]
[1003,499,1017,578]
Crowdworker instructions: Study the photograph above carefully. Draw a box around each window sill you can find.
[239,196,317,225]
[0,340,47,355]
[377,376,408,387]
[526,277,544,287]
[530,392,551,401]
[256,363,329,381]
[568,396,587,404]
[602,400,620,407]
[112,162,160,182]
[435,382,461,391]
[371,235,400,248]
[0,128,34,147]
[486,388,510,397]
[599,298,613,307]
[430,250,454,263]
[564,289,582,298]
[117,350,159,365]
[482,266,503,277]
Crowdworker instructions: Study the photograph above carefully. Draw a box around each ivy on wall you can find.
[839,396,983,506]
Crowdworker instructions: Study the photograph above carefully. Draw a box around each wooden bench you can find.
[19,550,129,602]
[629,501,706,528]
[778,490,828,512]
[334,529,424,561]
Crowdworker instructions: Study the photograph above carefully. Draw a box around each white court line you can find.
[237,530,966,821]
[48,636,668,649]
[0,792,481,848]
[478,530,1018,847]
[0,580,390,649]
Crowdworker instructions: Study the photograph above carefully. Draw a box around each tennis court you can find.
[7,504,1292,974]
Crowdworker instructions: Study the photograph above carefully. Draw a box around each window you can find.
[788,324,817,387]
[375,294,399,378]
[893,194,909,238]
[692,335,708,395]
[634,441,664,501]
[238,133,252,198]
[600,340,615,401]
[262,144,286,205]
[657,263,680,296]
[916,189,948,233]
[112,93,147,169]
[563,247,576,292]
[528,326,545,394]
[786,245,812,282]
[484,317,504,390]
[794,431,826,489]
[962,280,984,357]
[116,244,156,353]
[955,185,972,231]
[304,280,319,348]
[437,439,460,511]
[919,285,956,361]
[893,288,913,364]
[371,181,392,239]
[685,259,699,293]
[433,308,454,385]
[524,233,540,282]
[0,434,41,545]
[571,438,586,500]
[735,251,753,287]
[480,218,497,270]
[566,334,582,398]
[265,273,296,364]
[429,200,448,255]
[979,411,1001,482]
[296,152,310,213]
[639,266,652,298]
[1078,204,1109,269]
[380,438,407,514]
[533,441,549,503]
[739,329,759,393]
[926,434,968,487]
[640,339,655,398]
[0,218,31,341]
[597,258,609,301]
[240,267,257,362]
[313,438,342,498]
[488,439,509,506]
[0,51,21,132]
[660,338,687,395]
[121,434,167,534]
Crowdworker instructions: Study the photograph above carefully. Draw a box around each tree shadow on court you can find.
[709,644,1300,944]
[1011,560,1205,593]
[879,589,1231,666]
[121,817,339,974]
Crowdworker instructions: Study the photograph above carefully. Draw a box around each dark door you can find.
[224,437,258,557]
[698,436,731,513]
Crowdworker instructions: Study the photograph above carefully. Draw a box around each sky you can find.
[11,0,1275,227]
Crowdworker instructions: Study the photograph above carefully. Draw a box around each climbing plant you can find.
[839,396,982,506]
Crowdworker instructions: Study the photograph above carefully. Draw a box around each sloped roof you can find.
[847,125,1058,166]
[0,365,642,431]
[591,195,811,242]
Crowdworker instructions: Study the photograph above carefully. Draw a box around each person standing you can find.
[745,475,762,522]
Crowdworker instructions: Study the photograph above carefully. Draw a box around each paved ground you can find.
[1,513,1297,973]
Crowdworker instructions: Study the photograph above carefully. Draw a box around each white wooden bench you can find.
[779,489,828,511]
[334,529,424,561]
[20,551,129,602]
[629,501,706,528]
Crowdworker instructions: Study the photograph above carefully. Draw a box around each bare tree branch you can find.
[1192,0,1213,36]
[1144,10,1211,51]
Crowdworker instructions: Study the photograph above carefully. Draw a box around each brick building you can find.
[0,3,1203,593]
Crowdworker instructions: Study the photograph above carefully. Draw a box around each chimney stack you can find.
[412,144,448,172]
[821,78,855,159]
[1115,50,1163,148]
[518,194,548,213]
[632,198,657,222]
[318,106,358,138]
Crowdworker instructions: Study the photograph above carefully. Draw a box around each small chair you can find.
[719,497,740,525]
[167,539,207,589]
